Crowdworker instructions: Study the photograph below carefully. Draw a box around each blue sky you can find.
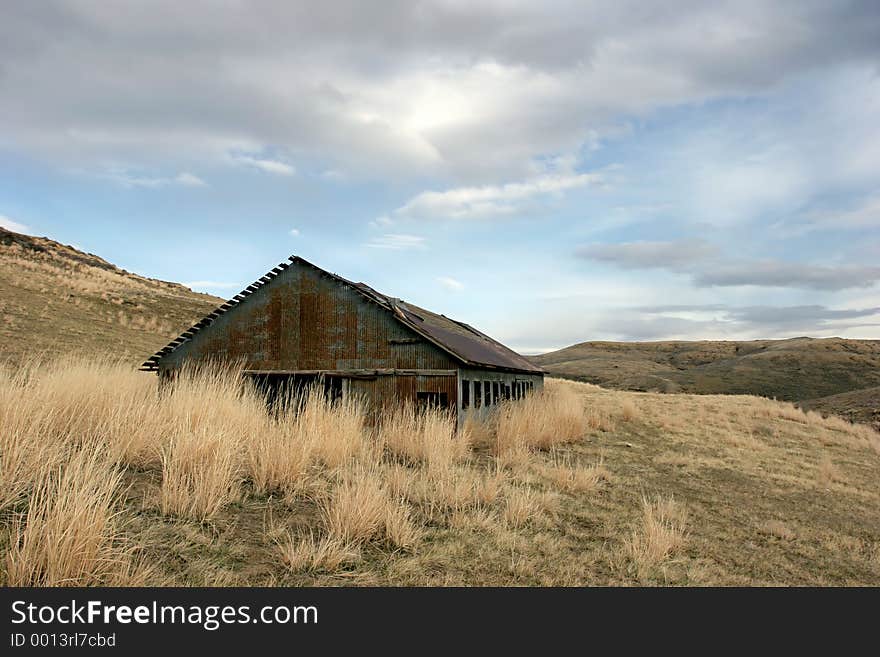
[2,1,879,353]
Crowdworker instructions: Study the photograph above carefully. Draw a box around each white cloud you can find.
[395,171,602,220]
[0,214,31,234]
[437,276,464,291]
[368,216,394,229]
[289,228,300,237]
[321,169,346,181]
[174,172,207,186]
[233,154,295,176]
[2,3,878,185]
[101,169,206,188]
[365,234,426,250]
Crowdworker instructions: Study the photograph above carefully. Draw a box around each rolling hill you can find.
[800,386,880,430]
[0,227,222,366]
[532,339,880,429]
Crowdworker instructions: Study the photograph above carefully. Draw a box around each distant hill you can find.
[532,338,880,406]
[0,227,222,366]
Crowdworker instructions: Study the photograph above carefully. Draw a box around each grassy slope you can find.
[119,380,880,586]
[0,227,222,366]
[532,338,880,402]
[801,386,880,432]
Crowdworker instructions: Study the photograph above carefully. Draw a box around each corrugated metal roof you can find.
[142,256,543,374]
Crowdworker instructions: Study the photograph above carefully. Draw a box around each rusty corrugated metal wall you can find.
[348,374,458,413]
[160,260,459,409]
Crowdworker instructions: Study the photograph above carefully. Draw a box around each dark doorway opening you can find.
[245,373,345,411]
[417,391,449,410]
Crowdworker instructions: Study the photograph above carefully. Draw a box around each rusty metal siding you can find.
[348,374,457,414]
[160,260,456,373]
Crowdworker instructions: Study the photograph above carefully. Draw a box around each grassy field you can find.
[0,227,221,366]
[3,359,879,586]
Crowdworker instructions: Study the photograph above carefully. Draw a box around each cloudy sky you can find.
[2,1,879,352]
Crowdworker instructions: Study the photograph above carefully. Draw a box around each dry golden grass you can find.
[247,415,314,496]
[4,445,126,586]
[816,454,842,488]
[759,519,796,541]
[380,403,469,470]
[2,361,880,586]
[276,532,361,573]
[625,495,688,574]
[382,498,423,550]
[160,427,242,521]
[298,392,368,469]
[494,381,588,455]
[540,452,610,493]
[502,486,542,528]
[322,469,392,544]
[619,399,638,422]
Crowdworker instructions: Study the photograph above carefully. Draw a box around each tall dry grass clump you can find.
[300,392,369,469]
[14,357,160,464]
[322,468,393,543]
[380,403,469,471]
[156,364,268,520]
[494,382,587,456]
[4,444,127,586]
[541,451,610,493]
[404,465,504,519]
[625,495,688,574]
[0,367,64,511]
[316,464,423,551]
[816,454,842,488]
[160,426,243,521]
[247,413,314,496]
[502,486,542,528]
[248,383,369,494]
[276,533,361,573]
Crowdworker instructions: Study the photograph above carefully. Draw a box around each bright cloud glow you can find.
[233,155,296,176]
[100,170,206,188]
[365,234,426,250]
[437,276,464,291]
[395,171,602,219]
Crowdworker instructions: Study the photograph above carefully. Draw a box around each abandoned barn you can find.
[142,256,544,418]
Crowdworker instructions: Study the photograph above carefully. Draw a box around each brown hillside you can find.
[800,386,880,432]
[0,227,222,366]
[532,338,880,404]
